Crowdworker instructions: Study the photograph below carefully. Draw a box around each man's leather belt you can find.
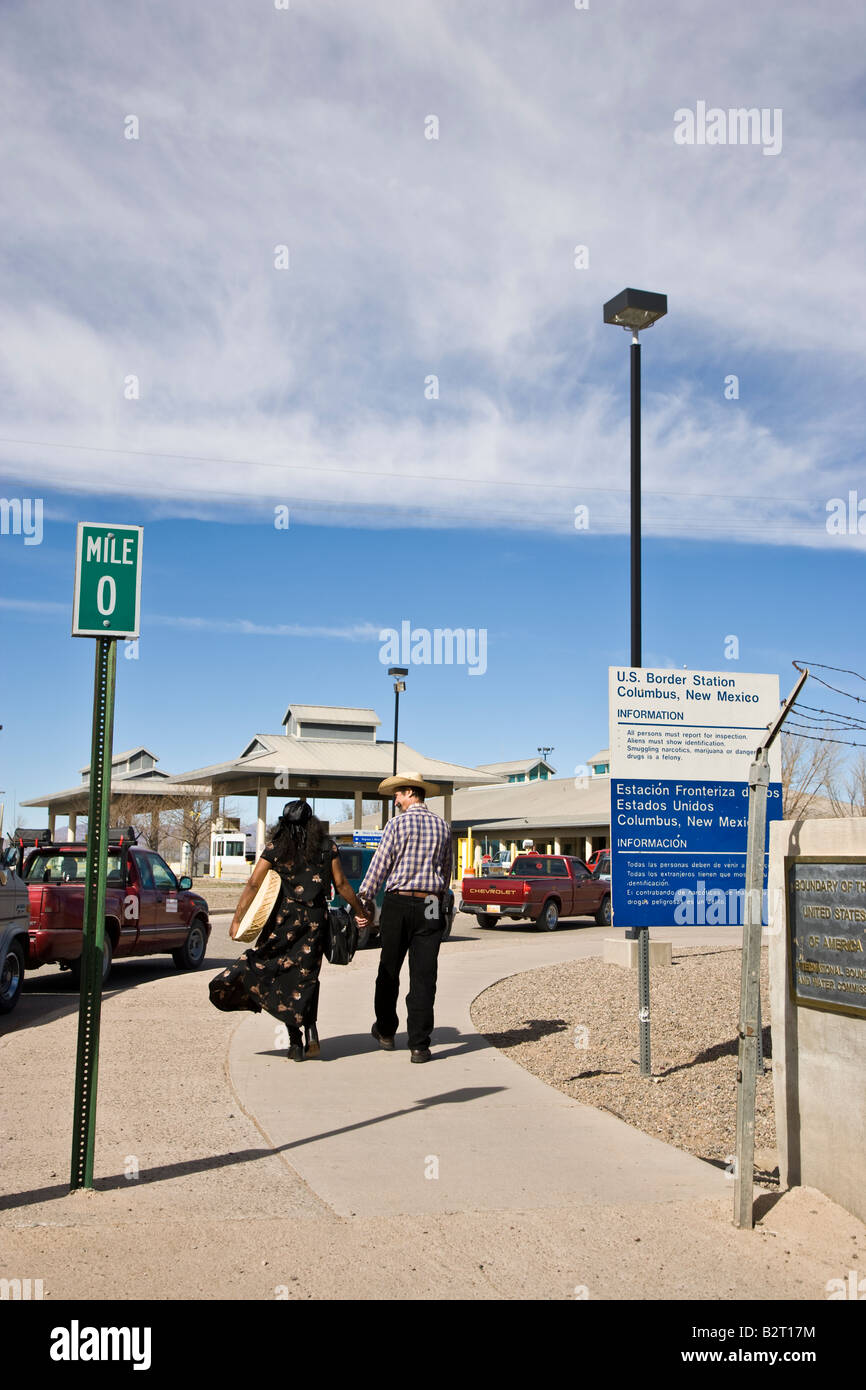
[387,889,437,898]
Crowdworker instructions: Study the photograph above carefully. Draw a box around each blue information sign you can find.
[353,830,384,846]
[609,668,782,928]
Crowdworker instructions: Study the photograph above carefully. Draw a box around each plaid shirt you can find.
[358,803,452,898]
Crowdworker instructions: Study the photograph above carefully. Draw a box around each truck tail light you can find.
[522,882,532,897]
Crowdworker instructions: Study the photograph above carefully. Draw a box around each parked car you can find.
[335,846,384,948]
[460,853,611,931]
[592,851,611,880]
[0,840,30,1013]
[586,847,610,874]
[335,845,456,945]
[19,828,211,985]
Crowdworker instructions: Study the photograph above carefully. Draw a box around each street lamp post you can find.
[387,666,408,819]
[603,287,668,1079]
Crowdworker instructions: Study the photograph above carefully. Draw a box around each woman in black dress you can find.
[209,800,370,1060]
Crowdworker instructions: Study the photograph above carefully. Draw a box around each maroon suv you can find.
[23,841,211,984]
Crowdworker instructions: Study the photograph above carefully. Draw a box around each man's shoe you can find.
[371,1023,395,1051]
[410,1048,432,1063]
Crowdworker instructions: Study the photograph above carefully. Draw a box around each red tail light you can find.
[522,882,532,897]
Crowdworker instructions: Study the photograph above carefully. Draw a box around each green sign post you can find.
[70,523,142,1190]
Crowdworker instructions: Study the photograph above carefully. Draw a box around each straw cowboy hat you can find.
[377,769,440,798]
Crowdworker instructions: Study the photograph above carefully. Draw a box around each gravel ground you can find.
[471,945,778,1185]
[192,877,246,912]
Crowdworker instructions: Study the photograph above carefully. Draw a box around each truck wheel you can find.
[480,914,498,928]
[69,936,113,988]
[538,900,559,931]
[595,895,612,926]
[172,919,208,970]
[0,941,25,1014]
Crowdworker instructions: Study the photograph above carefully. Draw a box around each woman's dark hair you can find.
[266,800,325,866]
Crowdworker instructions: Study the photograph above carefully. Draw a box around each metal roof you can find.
[331,775,611,835]
[282,704,381,727]
[586,748,610,765]
[78,746,160,775]
[167,735,502,791]
[474,757,557,776]
[22,777,211,810]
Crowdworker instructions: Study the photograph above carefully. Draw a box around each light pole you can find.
[603,287,667,1078]
[387,666,408,819]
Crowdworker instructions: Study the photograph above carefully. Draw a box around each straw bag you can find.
[234,869,281,944]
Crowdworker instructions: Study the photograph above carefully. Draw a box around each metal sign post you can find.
[69,523,141,1190]
[70,637,117,1189]
[732,750,769,1228]
[733,668,807,1228]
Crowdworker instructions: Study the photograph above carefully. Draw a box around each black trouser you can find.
[374,893,445,1050]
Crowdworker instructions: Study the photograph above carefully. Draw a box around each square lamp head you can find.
[603,288,668,333]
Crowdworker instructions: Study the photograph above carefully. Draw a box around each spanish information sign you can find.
[609,667,782,928]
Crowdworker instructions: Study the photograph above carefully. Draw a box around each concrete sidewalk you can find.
[3,921,863,1300]
[230,931,728,1218]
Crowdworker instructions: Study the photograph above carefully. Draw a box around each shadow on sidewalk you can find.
[0,1087,504,1212]
[254,1025,502,1062]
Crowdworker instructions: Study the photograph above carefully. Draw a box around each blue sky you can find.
[1,0,865,826]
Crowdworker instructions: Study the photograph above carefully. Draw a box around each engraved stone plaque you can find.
[787,859,866,1018]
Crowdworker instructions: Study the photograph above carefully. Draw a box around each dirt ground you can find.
[472,945,779,1183]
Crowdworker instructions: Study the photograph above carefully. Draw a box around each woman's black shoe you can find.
[304,1023,320,1058]
[287,1027,304,1062]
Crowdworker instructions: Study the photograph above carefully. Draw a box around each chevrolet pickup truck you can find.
[460,853,611,931]
[19,830,211,985]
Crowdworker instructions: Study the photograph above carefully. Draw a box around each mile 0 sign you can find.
[72,523,143,638]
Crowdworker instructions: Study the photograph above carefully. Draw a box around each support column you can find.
[584,835,593,861]
[211,797,219,826]
[443,790,453,823]
[48,811,56,839]
[509,841,517,859]
[354,791,363,830]
[256,780,267,859]
[381,797,389,826]
[553,837,561,854]
[69,814,78,842]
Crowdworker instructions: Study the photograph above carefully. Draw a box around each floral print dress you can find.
[208,839,338,1026]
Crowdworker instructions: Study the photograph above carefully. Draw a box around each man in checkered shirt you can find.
[359,770,452,1063]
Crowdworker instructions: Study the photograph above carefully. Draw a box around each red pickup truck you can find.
[461,854,611,931]
[22,837,211,984]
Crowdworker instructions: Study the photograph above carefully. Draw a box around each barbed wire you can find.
[785,662,866,749]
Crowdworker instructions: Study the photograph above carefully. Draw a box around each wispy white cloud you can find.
[0,595,383,640]
[147,615,383,640]
[0,0,863,547]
